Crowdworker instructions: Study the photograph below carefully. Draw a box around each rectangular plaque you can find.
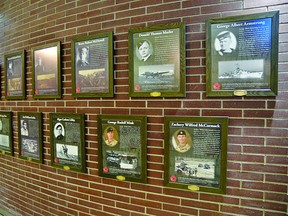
[71,32,114,98]
[32,42,61,99]
[50,113,86,173]
[4,50,26,99]
[18,112,43,163]
[164,116,228,194]
[206,11,279,97]
[98,115,147,183]
[128,22,186,97]
[0,111,13,156]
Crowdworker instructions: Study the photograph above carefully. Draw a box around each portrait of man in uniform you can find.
[104,127,118,147]
[215,31,237,57]
[172,129,192,153]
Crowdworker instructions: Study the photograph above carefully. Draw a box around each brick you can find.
[228,153,264,163]
[103,191,130,203]
[182,199,219,211]
[227,188,263,199]
[266,156,288,165]
[265,192,288,203]
[242,181,287,193]
[116,202,145,214]
[243,163,287,174]
[221,205,263,216]
[266,173,288,184]
[148,101,182,108]
[244,0,288,8]
[147,209,179,216]
[267,138,288,147]
[131,197,162,209]
[242,199,287,212]
[184,101,221,108]
[243,128,287,137]
[199,210,231,216]
[200,193,239,204]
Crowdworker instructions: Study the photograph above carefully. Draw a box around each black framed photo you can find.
[128,22,186,97]
[18,112,43,163]
[4,50,26,100]
[0,111,13,156]
[98,115,147,183]
[164,116,228,194]
[71,32,114,98]
[32,42,61,99]
[206,11,279,97]
[50,113,86,173]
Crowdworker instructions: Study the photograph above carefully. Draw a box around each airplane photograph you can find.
[141,71,170,79]
[138,64,175,85]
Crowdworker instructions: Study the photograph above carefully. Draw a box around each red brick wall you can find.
[0,0,287,215]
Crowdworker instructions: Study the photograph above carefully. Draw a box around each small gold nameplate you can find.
[234,90,247,96]
[116,175,125,181]
[64,166,70,171]
[150,92,161,97]
[1,151,5,154]
[188,185,200,191]
[28,157,32,162]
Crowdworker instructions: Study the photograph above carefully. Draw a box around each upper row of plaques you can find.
[3,11,279,99]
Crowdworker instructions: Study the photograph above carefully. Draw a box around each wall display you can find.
[98,115,147,183]
[71,32,114,98]
[18,112,42,163]
[4,50,26,99]
[206,11,279,97]
[50,113,85,173]
[128,22,186,97]
[164,116,228,194]
[0,111,13,156]
[32,42,61,99]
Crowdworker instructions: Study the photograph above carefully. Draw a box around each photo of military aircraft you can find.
[141,71,170,78]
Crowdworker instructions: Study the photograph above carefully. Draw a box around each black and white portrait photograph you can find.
[76,46,90,67]
[214,31,237,57]
[20,120,29,136]
[54,123,65,140]
[135,39,153,63]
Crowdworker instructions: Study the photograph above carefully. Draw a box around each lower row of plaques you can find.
[0,111,228,194]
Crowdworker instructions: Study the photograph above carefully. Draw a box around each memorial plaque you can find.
[32,42,61,99]
[206,11,279,97]
[98,115,147,183]
[18,112,42,163]
[0,111,13,156]
[71,32,114,98]
[50,113,86,173]
[128,22,186,97]
[4,51,26,100]
[164,116,228,194]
